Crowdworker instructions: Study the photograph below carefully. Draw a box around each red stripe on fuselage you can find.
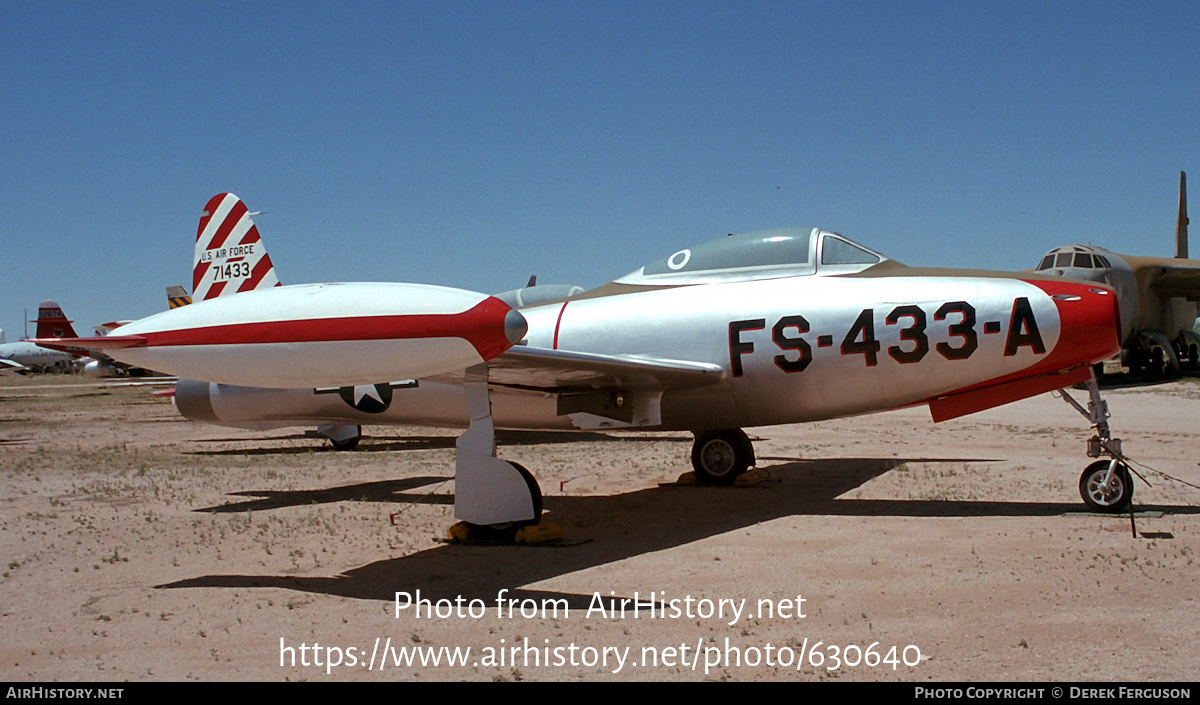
[138,297,516,360]
[552,301,569,350]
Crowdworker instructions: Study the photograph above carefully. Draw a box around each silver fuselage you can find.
[177,269,1112,434]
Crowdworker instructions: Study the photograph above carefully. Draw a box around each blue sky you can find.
[2,1,1196,339]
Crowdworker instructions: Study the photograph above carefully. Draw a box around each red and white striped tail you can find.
[193,193,281,301]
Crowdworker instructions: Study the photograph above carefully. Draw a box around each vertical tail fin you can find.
[34,301,79,339]
[1176,171,1188,259]
[165,285,192,309]
[193,193,281,301]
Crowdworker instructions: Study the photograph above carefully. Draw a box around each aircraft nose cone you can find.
[1037,281,1123,367]
[504,308,529,344]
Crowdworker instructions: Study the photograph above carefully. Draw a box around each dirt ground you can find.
[1,373,1197,682]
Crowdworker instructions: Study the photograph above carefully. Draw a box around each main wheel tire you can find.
[691,429,754,484]
[465,461,544,540]
[1079,460,1133,513]
[1151,347,1165,377]
[508,461,543,523]
[330,426,362,451]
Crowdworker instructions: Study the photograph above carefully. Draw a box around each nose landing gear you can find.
[1057,371,1141,516]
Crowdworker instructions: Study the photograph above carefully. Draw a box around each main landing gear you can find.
[691,429,756,484]
[319,424,362,451]
[447,366,558,543]
[1057,373,1136,513]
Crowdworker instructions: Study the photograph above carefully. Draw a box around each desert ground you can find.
[0,373,1197,682]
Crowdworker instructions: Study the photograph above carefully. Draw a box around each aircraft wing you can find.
[429,346,727,428]
[0,358,30,375]
[482,346,727,391]
[1149,262,1200,300]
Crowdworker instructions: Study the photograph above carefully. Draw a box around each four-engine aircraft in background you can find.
[36,193,1134,535]
[1034,171,1200,375]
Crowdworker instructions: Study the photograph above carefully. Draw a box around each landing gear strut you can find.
[450,365,548,541]
[1057,373,1135,513]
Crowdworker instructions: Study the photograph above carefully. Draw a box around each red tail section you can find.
[34,301,79,339]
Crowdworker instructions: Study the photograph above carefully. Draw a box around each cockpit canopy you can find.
[615,228,890,286]
[1036,245,1114,271]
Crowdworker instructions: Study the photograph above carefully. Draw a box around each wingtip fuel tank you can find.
[101,282,526,388]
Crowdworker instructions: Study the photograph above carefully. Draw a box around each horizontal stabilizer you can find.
[0,359,31,375]
[30,335,147,353]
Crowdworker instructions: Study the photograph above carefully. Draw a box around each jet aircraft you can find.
[38,193,1132,535]
[26,302,153,378]
[162,206,586,450]
[1033,172,1200,375]
[0,304,78,372]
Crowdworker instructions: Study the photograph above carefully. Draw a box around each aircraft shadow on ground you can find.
[160,455,1197,603]
[200,476,453,513]
[186,430,667,456]
[188,436,460,456]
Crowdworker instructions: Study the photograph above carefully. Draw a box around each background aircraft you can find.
[165,285,192,309]
[0,304,77,373]
[39,194,1129,534]
[27,301,155,378]
[1033,172,1200,375]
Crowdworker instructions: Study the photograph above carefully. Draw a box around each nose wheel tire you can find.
[1079,460,1133,513]
[691,429,754,484]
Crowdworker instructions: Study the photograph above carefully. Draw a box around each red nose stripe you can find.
[1020,278,1121,377]
[924,279,1121,421]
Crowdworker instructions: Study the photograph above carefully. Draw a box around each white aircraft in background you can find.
[0,329,34,374]
[0,305,77,373]
[38,193,1131,537]
[1034,172,1200,375]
